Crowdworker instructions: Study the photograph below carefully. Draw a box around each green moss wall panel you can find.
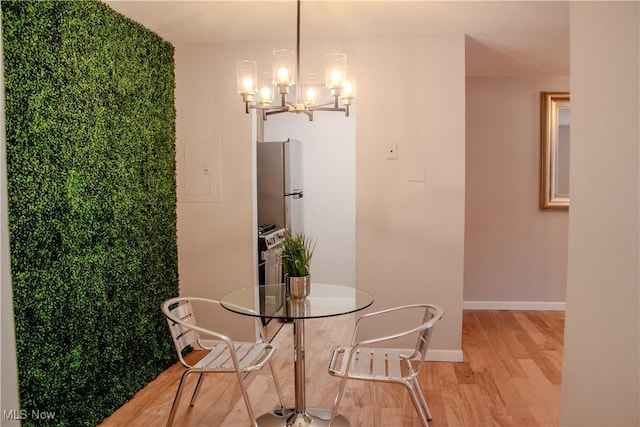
[2,1,178,425]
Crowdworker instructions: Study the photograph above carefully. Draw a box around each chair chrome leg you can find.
[189,373,205,406]
[329,375,350,426]
[412,377,432,421]
[405,381,429,427]
[167,370,192,427]
[268,359,286,409]
[235,370,258,427]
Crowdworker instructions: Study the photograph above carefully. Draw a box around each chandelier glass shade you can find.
[236,0,355,121]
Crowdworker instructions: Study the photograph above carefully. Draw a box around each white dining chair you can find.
[327,304,445,427]
[161,297,285,427]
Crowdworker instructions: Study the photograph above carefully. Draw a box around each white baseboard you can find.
[201,341,464,363]
[463,300,566,311]
[426,349,464,362]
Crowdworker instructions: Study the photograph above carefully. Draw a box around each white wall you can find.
[560,2,639,425]
[465,76,569,308]
[174,41,262,339]
[262,105,356,287]
[174,33,465,358]
[354,34,465,358]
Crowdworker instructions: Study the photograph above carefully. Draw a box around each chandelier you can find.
[236,0,355,121]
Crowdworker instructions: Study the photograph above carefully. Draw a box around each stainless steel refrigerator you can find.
[257,139,304,234]
[257,139,303,339]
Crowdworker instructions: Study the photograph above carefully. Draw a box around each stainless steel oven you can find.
[258,225,286,341]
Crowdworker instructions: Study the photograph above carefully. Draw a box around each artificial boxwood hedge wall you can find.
[2,1,179,425]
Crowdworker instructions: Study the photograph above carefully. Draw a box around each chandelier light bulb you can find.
[325,52,347,92]
[236,60,257,105]
[259,87,273,106]
[273,49,295,88]
[342,81,353,97]
[257,71,274,106]
[340,66,356,106]
[242,77,254,93]
[330,70,343,87]
[305,88,318,105]
[277,67,290,84]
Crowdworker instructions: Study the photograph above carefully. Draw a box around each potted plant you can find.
[278,232,315,298]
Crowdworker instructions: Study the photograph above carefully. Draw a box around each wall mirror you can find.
[540,92,570,210]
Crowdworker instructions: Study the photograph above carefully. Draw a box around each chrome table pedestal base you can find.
[220,285,374,427]
[255,319,350,426]
[256,408,350,427]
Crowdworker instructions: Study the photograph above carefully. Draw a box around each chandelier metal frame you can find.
[237,0,354,121]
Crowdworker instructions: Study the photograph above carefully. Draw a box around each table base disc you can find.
[256,408,350,427]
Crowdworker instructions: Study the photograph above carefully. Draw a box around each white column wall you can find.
[174,41,266,339]
[0,12,21,424]
[354,35,465,357]
[560,2,639,425]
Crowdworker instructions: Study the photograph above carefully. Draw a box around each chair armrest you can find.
[181,320,236,349]
[351,304,443,346]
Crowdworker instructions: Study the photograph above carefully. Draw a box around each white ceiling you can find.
[104,0,570,77]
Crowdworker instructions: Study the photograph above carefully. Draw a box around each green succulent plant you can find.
[278,232,316,277]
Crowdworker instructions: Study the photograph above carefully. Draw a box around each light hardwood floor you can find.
[100,310,565,427]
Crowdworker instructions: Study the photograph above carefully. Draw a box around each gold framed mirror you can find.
[540,92,570,210]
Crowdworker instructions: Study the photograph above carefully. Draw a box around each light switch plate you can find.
[408,163,425,182]
[386,143,398,159]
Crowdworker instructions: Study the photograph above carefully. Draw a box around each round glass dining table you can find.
[221,283,374,427]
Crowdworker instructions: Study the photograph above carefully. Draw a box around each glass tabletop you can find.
[220,283,374,320]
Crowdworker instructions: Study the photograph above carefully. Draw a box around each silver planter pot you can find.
[288,275,311,299]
